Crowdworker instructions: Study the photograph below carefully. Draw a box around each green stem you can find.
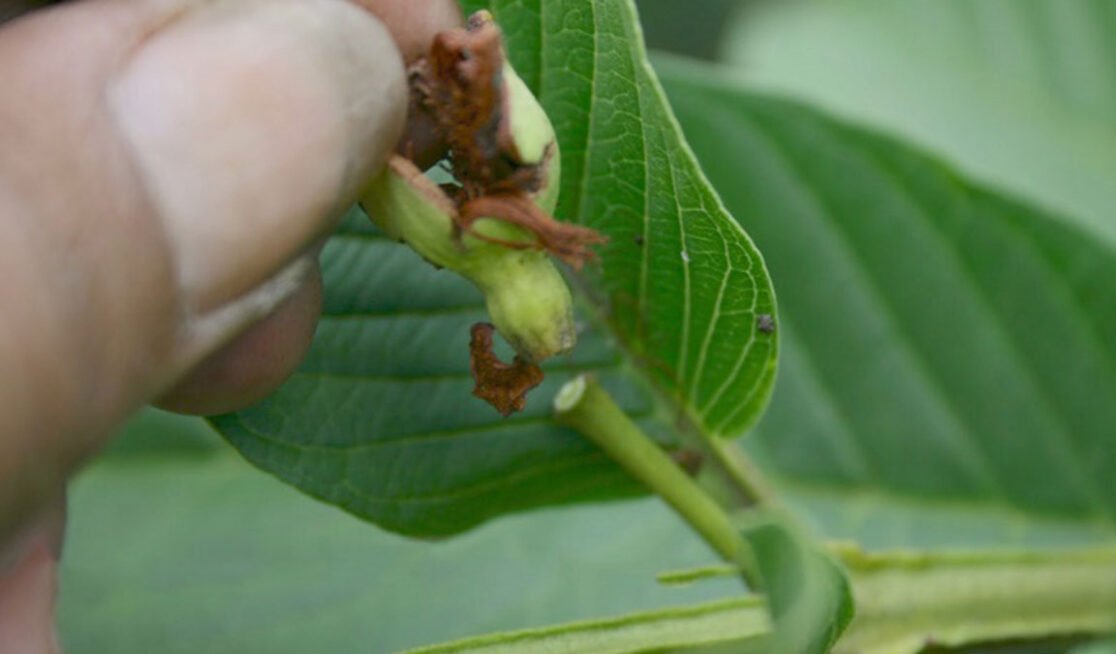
[554,375,759,585]
[702,438,775,509]
[567,287,773,514]
[655,545,1116,653]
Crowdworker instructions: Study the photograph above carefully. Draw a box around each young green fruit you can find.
[359,45,577,364]
[361,154,576,362]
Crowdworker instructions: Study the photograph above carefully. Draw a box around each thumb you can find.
[111,0,406,316]
[0,0,406,537]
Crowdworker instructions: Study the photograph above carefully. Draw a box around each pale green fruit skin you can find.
[470,58,562,239]
[360,61,574,361]
[502,59,562,215]
[361,159,575,361]
[478,247,576,360]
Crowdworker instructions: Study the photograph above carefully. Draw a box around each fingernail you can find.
[109,0,406,314]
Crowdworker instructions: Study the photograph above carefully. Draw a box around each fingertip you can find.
[109,0,406,314]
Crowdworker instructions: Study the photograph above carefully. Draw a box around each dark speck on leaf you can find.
[756,314,775,334]
[633,235,645,247]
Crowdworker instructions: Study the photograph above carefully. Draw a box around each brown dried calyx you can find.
[459,193,606,272]
[404,10,606,270]
[469,323,544,417]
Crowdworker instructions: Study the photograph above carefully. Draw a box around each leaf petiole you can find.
[554,375,760,587]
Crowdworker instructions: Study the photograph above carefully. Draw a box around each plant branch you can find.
[702,437,776,508]
[554,375,760,586]
[563,284,776,514]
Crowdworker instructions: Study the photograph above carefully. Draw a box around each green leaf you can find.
[58,436,743,654]
[209,235,654,536]
[477,0,779,435]
[660,56,1116,549]
[474,0,779,438]
[376,541,1116,654]
[399,598,769,654]
[740,515,854,653]
[649,546,1116,654]
[210,0,777,537]
[722,0,1116,246]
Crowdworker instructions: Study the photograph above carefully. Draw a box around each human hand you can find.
[0,0,459,649]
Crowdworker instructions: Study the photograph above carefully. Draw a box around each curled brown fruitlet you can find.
[469,322,544,416]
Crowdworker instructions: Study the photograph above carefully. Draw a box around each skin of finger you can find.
[152,0,461,416]
[0,0,402,537]
[110,0,407,314]
[155,265,324,416]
